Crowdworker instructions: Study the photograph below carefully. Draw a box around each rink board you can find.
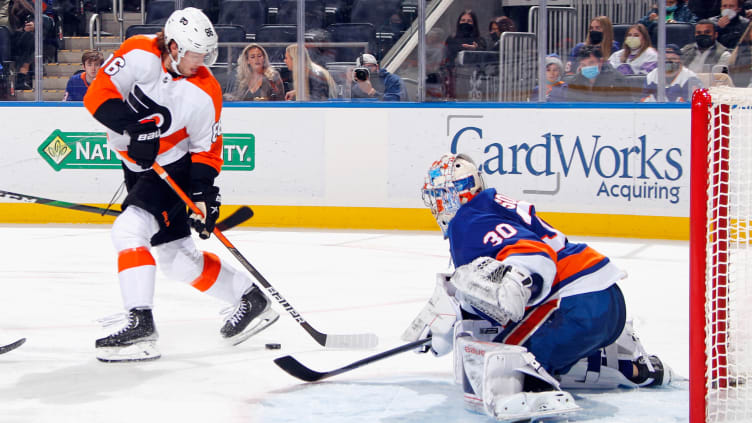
[0,103,690,239]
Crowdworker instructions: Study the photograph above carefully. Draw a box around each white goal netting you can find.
[704,86,752,422]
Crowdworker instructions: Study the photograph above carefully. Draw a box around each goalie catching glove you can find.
[125,120,161,169]
[451,257,533,326]
[189,185,221,239]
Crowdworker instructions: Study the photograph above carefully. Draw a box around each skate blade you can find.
[492,391,581,422]
[96,341,161,363]
[225,309,280,347]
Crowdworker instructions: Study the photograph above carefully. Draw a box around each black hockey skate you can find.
[221,286,279,346]
[96,308,160,362]
[632,355,672,387]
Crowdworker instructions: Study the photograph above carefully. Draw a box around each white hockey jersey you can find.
[84,35,223,174]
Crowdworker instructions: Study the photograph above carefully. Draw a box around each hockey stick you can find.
[151,163,378,349]
[0,189,254,232]
[0,338,26,355]
[274,337,432,382]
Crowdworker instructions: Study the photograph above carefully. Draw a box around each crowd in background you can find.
[2,0,752,102]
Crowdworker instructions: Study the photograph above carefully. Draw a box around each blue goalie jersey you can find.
[447,189,625,334]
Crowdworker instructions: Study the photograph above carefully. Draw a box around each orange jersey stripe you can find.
[495,239,556,263]
[191,136,224,173]
[84,35,162,115]
[555,246,606,284]
[191,251,221,292]
[503,298,560,346]
[118,247,156,272]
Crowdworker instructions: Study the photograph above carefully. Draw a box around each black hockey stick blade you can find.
[0,189,121,216]
[0,338,26,355]
[273,338,431,382]
[0,189,253,231]
[215,206,254,232]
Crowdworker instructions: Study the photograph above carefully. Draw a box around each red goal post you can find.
[690,87,752,423]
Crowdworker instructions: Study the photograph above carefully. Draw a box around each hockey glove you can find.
[189,185,221,239]
[125,120,161,169]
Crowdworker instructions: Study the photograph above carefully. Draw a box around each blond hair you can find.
[285,44,335,100]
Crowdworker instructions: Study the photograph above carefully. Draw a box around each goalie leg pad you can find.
[455,338,579,421]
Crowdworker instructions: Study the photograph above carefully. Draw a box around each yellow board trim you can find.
[0,204,689,240]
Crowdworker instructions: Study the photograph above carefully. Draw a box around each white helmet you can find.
[164,7,218,72]
[422,153,485,237]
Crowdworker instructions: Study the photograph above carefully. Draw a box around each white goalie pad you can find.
[401,273,460,356]
[559,319,675,390]
[455,338,580,422]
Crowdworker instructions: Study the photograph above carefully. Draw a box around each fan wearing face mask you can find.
[565,16,620,75]
[641,44,703,102]
[680,19,732,73]
[564,44,633,103]
[608,23,659,75]
[711,0,751,48]
[443,9,487,99]
[639,0,697,33]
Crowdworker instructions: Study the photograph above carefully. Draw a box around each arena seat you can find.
[218,0,268,39]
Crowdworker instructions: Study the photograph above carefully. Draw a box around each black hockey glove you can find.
[189,185,221,239]
[125,121,161,169]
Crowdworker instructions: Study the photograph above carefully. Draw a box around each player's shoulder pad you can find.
[188,66,223,116]
[117,34,161,58]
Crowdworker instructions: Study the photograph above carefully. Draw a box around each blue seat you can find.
[125,24,163,38]
[276,0,326,29]
[349,0,401,29]
[146,0,175,24]
[256,24,297,63]
[327,22,375,62]
[214,24,247,64]
[0,26,11,65]
[218,0,267,39]
[650,22,695,49]
[613,24,631,47]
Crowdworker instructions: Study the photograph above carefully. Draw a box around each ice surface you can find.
[0,226,689,422]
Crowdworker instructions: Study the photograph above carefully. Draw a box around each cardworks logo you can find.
[37,130,255,172]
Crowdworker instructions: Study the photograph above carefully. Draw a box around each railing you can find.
[528,6,577,59]
[499,32,537,102]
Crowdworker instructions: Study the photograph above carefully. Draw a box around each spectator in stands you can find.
[350,53,403,101]
[530,54,567,102]
[8,0,36,90]
[446,9,487,66]
[565,45,632,102]
[642,44,703,102]
[0,0,9,29]
[639,0,697,33]
[63,49,103,101]
[680,19,732,73]
[444,9,486,99]
[728,22,752,85]
[711,0,750,48]
[487,16,516,52]
[689,0,721,19]
[283,44,335,101]
[609,23,658,75]
[566,16,619,75]
[225,44,284,101]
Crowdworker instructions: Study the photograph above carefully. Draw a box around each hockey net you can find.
[690,87,752,423]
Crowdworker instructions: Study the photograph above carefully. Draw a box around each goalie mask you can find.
[422,153,485,237]
[164,7,218,72]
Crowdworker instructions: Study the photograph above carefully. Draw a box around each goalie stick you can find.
[0,338,26,355]
[274,337,432,382]
[0,189,254,232]
[151,163,378,350]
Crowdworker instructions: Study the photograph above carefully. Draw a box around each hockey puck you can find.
[265,343,281,350]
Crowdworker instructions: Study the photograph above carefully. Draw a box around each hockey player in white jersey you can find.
[402,153,674,421]
[83,7,278,362]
